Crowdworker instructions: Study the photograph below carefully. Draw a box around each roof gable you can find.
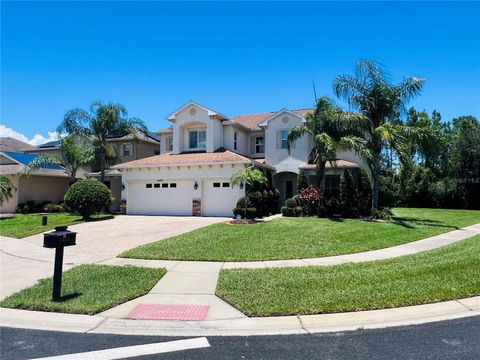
[165,101,229,121]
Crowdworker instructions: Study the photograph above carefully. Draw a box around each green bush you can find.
[339,170,356,217]
[64,178,113,219]
[284,198,298,209]
[371,207,393,220]
[325,197,340,217]
[297,169,308,192]
[233,207,258,219]
[15,200,37,214]
[236,197,253,209]
[281,206,300,217]
[44,203,64,213]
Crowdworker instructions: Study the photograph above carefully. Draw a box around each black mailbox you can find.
[43,226,77,301]
[43,226,77,248]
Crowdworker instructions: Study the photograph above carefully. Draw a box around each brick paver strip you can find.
[128,304,210,321]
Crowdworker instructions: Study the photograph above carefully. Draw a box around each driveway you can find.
[23,215,229,258]
[0,215,228,299]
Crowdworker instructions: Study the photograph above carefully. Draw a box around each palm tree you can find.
[231,166,267,217]
[26,138,94,184]
[287,96,372,191]
[0,175,15,204]
[333,59,425,208]
[57,101,147,182]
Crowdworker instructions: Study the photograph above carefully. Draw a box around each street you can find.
[1,316,479,359]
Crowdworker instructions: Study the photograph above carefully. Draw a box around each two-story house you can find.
[114,101,365,217]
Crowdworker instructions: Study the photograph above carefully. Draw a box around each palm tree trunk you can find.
[100,141,107,183]
[372,152,381,209]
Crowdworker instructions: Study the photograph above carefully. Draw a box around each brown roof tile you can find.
[115,149,251,168]
[231,109,312,129]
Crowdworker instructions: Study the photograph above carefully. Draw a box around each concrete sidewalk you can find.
[1,297,479,336]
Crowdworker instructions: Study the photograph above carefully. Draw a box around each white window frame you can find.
[281,130,288,149]
[122,143,132,157]
[188,130,207,150]
[255,136,264,154]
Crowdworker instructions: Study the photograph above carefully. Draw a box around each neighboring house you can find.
[0,137,36,152]
[24,130,161,212]
[114,101,364,217]
[0,151,69,214]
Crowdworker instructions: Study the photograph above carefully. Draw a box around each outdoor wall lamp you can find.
[239,181,244,189]
[194,181,198,190]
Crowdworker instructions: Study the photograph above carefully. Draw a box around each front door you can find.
[285,180,294,200]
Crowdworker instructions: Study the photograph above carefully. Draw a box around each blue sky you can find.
[1,1,479,144]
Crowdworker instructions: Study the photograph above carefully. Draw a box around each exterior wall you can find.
[172,104,222,153]
[106,176,122,212]
[17,175,69,204]
[247,131,266,158]
[120,163,246,216]
[159,133,173,154]
[264,112,309,173]
[222,125,248,155]
[0,175,19,214]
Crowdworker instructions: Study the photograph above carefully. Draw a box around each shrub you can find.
[284,198,298,209]
[281,206,301,217]
[247,191,263,211]
[370,207,393,220]
[325,197,340,217]
[44,203,64,213]
[233,207,258,219]
[15,200,37,214]
[64,178,113,219]
[298,185,323,216]
[297,170,308,192]
[339,170,356,217]
[236,197,253,209]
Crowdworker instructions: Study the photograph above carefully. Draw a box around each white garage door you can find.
[127,180,193,215]
[202,180,240,217]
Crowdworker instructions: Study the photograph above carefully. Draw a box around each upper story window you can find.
[166,136,173,152]
[234,132,238,151]
[189,130,206,150]
[255,136,264,153]
[122,143,132,157]
[281,130,289,149]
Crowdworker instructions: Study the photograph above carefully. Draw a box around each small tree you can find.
[297,169,308,192]
[231,166,267,218]
[0,175,15,204]
[339,170,356,217]
[64,178,112,219]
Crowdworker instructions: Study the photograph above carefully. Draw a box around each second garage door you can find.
[202,180,241,217]
[127,180,193,215]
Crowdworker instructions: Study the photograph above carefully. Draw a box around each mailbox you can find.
[43,225,77,301]
[43,226,77,248]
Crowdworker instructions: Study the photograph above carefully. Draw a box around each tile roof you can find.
[231,109,312,130]
[115,148,251,168]
[299,160,360,169]
[0,137,36,152]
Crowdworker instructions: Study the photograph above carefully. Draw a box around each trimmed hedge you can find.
[64,178,113,219]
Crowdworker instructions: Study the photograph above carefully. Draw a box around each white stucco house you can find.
[114,101,365,217]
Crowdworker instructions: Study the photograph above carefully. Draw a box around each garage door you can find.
[127,180,193,215]
[202,180,241,217]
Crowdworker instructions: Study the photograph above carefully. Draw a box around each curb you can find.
[1,296,479,336]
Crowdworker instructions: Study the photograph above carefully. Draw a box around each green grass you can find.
[0,264,166,314]
[216,235,480,317]
[0,213,114,238]
[121,208,480,261]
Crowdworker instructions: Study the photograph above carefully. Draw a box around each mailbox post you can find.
[43,226,77,301]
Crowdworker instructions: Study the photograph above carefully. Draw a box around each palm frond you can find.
[25,155,63,175]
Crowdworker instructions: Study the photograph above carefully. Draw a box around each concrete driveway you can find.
[23,215,229,258]
[0,215,228,299]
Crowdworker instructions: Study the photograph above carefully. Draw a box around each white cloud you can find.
[0,125,61,146]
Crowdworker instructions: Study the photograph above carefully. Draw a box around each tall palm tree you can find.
[333,59,425,208]
[231,166,267,217]
[57,101,147,182]
[26,138,94,184]
[287,96,372,191]
[0,175,15,204]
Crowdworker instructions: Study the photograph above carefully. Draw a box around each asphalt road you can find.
[1,316,479,359]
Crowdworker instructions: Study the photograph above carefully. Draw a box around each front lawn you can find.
[0,264,166,314]
[216,235,480,316]
[0,213,114,238]
[121,208,480,261]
